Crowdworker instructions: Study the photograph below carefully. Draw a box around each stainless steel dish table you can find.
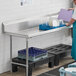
[2,13,73,76]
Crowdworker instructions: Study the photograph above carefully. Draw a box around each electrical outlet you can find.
[21,0,25,6]
[20,0,32,6]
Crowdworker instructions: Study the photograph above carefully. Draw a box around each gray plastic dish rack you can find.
[44,44,72,66]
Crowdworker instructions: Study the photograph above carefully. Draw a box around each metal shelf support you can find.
[26,36,29,76]
[10,35,13,72]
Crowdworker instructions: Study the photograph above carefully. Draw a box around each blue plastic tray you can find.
[18,47,48,61]
[18,47,47,57]
[39,23,66,31]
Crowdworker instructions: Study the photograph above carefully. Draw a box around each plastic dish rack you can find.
[39,23,65,31]
[59,62,76,76]
[18,47,48,61]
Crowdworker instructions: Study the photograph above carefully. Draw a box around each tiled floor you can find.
[0,56,74,76]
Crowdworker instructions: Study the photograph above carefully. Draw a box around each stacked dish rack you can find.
[18,47,48,61]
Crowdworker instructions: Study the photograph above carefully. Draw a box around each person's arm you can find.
[66,7,76,26]
[66,18,75,26]
[68,8,74,10]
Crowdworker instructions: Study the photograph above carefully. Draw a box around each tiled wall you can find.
[0,0,72,73]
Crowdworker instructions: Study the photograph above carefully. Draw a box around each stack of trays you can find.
[18,47,48,61]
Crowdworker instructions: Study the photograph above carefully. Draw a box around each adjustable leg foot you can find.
[48,62,54,68]
[28,67,32,76]
[12,64,18,72]
[54,55,59,66]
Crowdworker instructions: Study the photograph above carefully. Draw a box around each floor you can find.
[0,56,74,76]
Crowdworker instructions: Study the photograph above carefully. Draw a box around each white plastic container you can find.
[49,18,59,27]
[65,68,76,76]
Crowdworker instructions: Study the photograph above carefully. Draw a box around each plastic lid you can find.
[65,68,76,73]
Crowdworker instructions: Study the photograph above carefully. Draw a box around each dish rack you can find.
[18,47,48,61]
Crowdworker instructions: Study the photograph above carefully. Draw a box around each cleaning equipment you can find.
[68,62,76,67]
[58,9,73,22]
[59,62,76,76]
[59,67,76,76]
[18,47,48,61]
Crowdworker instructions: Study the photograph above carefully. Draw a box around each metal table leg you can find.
[10,35,29,76]
[10,35,12,72]
[26,37,29,76]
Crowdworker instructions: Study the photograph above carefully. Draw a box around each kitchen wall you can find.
[0,0,72,73]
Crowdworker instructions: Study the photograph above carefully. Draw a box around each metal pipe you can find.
[44,12,59,17]
[26,36,29,76]
[10,35,12,72]
[11,62,27,67]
